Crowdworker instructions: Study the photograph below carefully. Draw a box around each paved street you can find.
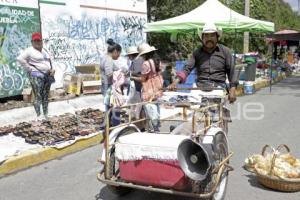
[0,75,300,200]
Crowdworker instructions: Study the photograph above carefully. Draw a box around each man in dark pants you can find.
[168,22,238,104]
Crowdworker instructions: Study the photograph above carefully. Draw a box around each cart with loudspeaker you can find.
[97,87,234,200]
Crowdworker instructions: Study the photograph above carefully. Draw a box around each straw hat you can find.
[126,46,139,55]
[137,43,157,58]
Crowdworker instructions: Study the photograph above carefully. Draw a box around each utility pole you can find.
[298,0,300,15]
[243,0,250,53]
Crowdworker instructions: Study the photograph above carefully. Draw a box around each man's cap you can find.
[32,32,42,41]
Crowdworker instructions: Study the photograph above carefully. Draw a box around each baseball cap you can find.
[32,32,42,41]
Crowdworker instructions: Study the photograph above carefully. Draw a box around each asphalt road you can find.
[1,75,300,200]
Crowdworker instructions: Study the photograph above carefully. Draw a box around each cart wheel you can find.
[222,119,228,134]
[201,132,229,200]
[107,151,132,196]
[107,127,138,196]
[212,132,229,200]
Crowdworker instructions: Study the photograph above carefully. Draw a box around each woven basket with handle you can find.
[255,144,300,192]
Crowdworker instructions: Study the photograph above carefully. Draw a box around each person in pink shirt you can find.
[138,43,163,132]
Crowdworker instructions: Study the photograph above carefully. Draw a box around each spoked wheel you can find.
[222,119,228,135]
[222,107,231,134]
[211,132,229,200]
[201,132,229,200]
[107,150,132,196]
[106,127,138,196]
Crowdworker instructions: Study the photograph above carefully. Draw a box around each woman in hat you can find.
[138,43,163,132]
[126,46,144,120]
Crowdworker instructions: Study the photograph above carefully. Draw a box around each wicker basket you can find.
[254,144,300,192]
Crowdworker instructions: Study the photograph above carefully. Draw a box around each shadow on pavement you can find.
[96,185,197,200]
[273,76,300,90]
[256,75,300,97]
[245,174,287,193]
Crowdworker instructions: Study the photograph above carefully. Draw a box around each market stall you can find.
[266,30,300,92]
[145,0,275,94]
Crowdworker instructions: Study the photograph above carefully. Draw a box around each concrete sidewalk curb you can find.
[0,133,103,177]
[0,75,289,177]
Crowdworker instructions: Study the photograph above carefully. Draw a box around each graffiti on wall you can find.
[42,13,146,86]
[0,5,40,98]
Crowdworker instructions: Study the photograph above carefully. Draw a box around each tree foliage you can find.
[147,0,300,59]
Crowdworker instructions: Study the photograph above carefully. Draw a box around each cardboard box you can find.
[75,64,99,74]
[67,83,81,95]
[80,74,98,81]
[64,74,82,96]
[22,88,33,103]
[82,80,101,94]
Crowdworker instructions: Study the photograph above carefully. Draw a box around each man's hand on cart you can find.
[228,87,237,104]
[167,77,180,91]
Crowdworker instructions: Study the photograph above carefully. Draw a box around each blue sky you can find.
[284,0,298,11]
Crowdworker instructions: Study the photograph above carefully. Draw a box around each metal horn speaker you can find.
[177,139,212,181]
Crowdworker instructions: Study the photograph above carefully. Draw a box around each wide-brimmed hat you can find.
[137,43,157,58]
[126,46,139,55]
[198,22,222,40]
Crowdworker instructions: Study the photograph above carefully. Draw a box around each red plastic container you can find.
[119,159,190,190]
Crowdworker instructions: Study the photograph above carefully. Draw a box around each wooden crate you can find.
[82,80,101,94]
[22,88,33,103]
[75,64,99,74]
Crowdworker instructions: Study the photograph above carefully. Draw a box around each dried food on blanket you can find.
[4,108,104,145]
[25,136,38,144]
[0,125,15,136]
[79,129,92,136]
[13,130,22,137]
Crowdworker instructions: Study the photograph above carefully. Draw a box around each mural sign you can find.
[0,0,40,98]
[0,0,147,96]
[40,0,147,88]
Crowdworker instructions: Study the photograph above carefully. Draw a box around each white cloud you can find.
[284,0,298,11]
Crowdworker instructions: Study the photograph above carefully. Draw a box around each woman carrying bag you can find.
[138,43,163,132]
[17,32,55,120]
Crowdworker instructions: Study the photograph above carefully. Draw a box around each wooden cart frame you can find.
[97,88,234,199]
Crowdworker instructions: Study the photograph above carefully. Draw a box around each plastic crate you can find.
[239,70,245,80]
[176,61,196,86]
[186,72,196,83]
[175,61,186,71]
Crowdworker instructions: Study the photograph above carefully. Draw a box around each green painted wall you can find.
[0,4,40,98]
